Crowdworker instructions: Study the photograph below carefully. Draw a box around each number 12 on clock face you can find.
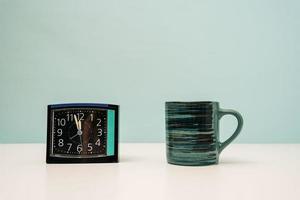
[46,103,119,164]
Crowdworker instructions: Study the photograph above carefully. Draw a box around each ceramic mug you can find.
[165,101,243,166]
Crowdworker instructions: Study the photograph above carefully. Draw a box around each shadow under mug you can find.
[165,101,243,166]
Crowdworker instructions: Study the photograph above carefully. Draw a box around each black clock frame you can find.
[46,103,119,164]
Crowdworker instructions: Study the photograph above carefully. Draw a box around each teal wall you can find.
[0,0,299,143]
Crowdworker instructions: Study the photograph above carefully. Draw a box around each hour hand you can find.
[74,114,80,130]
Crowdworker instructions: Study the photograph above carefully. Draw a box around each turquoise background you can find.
[0,0,299,143]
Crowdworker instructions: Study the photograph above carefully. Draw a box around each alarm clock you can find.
[46,103,119,163]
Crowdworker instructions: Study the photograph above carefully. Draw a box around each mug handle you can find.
[218,108,243,153]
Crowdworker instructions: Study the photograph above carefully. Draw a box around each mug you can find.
[165,101,243,166]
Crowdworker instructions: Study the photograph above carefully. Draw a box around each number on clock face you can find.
[51,108,107,157]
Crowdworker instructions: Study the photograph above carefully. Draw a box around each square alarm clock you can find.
[46,103,119,163]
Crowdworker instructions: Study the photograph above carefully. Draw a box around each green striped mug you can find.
[165,101,243,166]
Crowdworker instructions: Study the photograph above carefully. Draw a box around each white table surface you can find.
[0,144,299,200]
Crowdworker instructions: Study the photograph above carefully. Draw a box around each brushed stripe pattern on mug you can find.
[166,102,218,165]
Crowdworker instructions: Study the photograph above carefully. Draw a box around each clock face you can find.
[50,108,109,158]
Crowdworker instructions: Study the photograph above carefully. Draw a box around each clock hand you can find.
[78,120,83,149]
[70,134,78,139]
[78,119,82,130]
[70,114,83,141]
[79,134,83,148]
[74,114,79,130]
[70,129,83,140]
